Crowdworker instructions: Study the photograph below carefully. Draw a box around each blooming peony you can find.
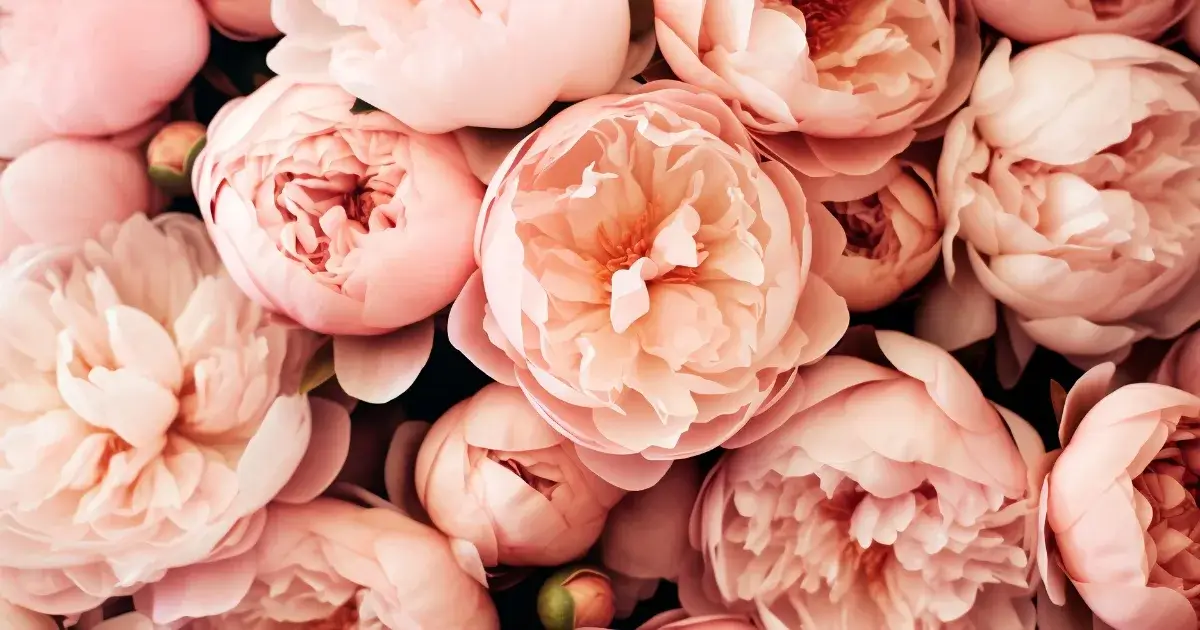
[681,330,1043,630]
[449,80,850,491]
[1038,363,1200,629]
[922,35,1200,377]
[974,0,1193,43]
[411,383,625,567]
[267,0,653,134]
[0,213,350,615]
[135,498,500,629]
[195,77,485,404]
[0,0,208,158]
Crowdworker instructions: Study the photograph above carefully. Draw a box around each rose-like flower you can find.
[680,330,1044,630]
[921,35,1200,379]
[448,81,850,491]
[0,139,156,262]
[267,0,653,134]
[200,0,279,41]
[975,0,1192,43]
[411,383,625,566]
[0,213,351,615]
[798,158,942,312]
[195,77,486,404]
[0,0,208,158]
[135,498,500,629]
[1038,363,1200,629]
[0,598,56,630]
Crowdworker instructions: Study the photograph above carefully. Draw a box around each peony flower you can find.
[200,0,279,41]
[680,330,1044,630]
[0,139,156,262]
[0,0,208,158]
[797,158,942,312]
[195,77,486,404]
[0,213,351,615]
[921,35,1200,379]
[539,566,617,630]
[0,598,56,630]
[448,80,850,491]
[1038,363,1200,630]
[974,0,1193,43]
[135,498,500,629]
[267,0,654,134]
[411,383,625,567]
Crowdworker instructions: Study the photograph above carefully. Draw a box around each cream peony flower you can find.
[0,214,350,615]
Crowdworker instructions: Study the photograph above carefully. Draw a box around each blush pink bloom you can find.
[267,0,653,134]
[974,0,1193,43]
[581,609,756,630]
[798,158,942,312]
[135,498,500,630]
[0,0,208,159]
[195,77,485,404]
[681,330,1044,630]
[921,35,1200,380]
[0,213,351,616]
[200,0,280,41]
[1038,363,1200,630]
[449,81,850,492]
[411,383,625,567]
[0,139,156,262]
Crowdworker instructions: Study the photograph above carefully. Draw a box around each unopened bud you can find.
[147,121,206,193]
[538,566,616,630]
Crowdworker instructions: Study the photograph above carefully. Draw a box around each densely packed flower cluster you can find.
[9,0,1200,629]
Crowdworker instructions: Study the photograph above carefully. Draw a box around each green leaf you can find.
[537,583,576,630]
[300,340,336,394]
[351,98,379,114]
[183,135,207,182]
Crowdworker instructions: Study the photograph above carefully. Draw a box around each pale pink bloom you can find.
[0,213,351,615]
[975,0,1192,43]
[135,498,499,630]
[195,77,485,404]
[411,383,625,566]
[267,0,654,134]
[1038,363,1200,630]
[0,0,209,158]
[799,158,942,312]
[920,35,1200,381]
[680,330,1044,630]
[581,609,755,630]
[449,81,850,491]
[201,0,279,41]
[0,597,57,630]
[600,460,702,618]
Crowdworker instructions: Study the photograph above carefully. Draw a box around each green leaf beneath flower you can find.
[300,340,336,394]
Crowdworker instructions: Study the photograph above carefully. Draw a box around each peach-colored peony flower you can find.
[0,598,56,630]
[798,158,942,312]
[135,498,500,629]
[411,383,625,567]
[921,35,1200,379]
[449,81,850,491]
[195,77,485,404]
[0,213,351,615]
[680,330,1044,630]
[0,0,209,158]
[267,0,654,134]
[0,139,156,262]
[974,0,1192,43]
[200,0,279,41]
[1038,363,1200,630]
[582,609,756,630]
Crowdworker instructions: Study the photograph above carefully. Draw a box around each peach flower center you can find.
[791,0,855,55]
[1135,436,1200,602]
[830,197,892,259]
[482,450,563,499]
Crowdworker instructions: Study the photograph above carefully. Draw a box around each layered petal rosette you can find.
[0,213,350,615]
[449,81,850,491]
[682,330,1043,630]
[975,0,1192,43]
[195,77,486,403]
[924,35,1200,376]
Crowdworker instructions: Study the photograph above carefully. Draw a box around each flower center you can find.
[491,453,561,499]
[794,0,855,55]
[305,602,360,629]
[594,212,705,292]
[828,198,894,259]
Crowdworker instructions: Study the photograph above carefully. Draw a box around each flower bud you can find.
[146,121,206,193]
[538,567,616,630]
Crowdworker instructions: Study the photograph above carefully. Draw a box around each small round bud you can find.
[147,121,206,193]
[538,566,616,630]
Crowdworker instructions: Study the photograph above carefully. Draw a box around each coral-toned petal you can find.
[334,319,435,404]
[1072,581,1194,630]
[383,420,432,522]
[136,553,257,624]
[448,271,520,386]
[575,446,673,492]
[274,396,352,504]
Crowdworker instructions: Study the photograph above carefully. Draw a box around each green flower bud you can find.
[538,566,616,630]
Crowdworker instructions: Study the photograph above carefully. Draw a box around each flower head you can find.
[975,0,1192,43]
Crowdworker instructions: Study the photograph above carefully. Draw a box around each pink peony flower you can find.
[195,77,485,404]
[681,330,1044,630]
[267,0,654,134]
[582,609,756,630]
[200,0,279,41]
[0,213,351,615]
[0,139,156,262]
[974,0,1193,43]
[135,498,500,629]
[449,80,850,491]
[411,383,625,567]
[1038,363,1200,630]
[0,0,209,158]
[921,35,1200,380]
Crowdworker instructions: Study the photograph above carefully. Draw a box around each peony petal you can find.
[334,319,435,404]
[274,396,352,504]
